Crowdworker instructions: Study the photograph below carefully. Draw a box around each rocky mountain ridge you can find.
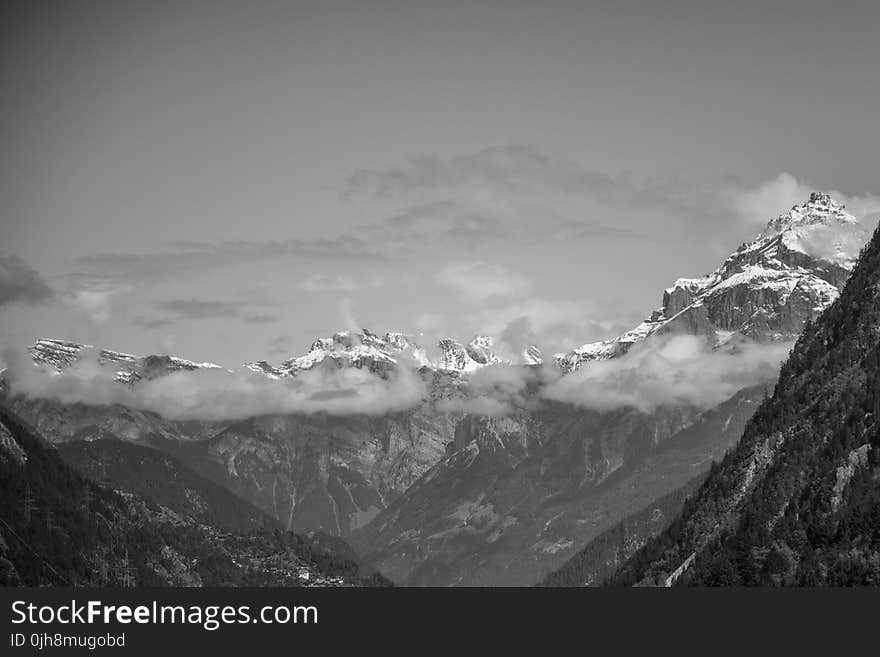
[558,193,864,371]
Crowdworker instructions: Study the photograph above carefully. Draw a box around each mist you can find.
[2,331,792,421]
[435,362,548,417]
[542,334,791,412]
[3,347,427,421]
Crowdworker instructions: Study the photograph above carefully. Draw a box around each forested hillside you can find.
[0,405,390,587]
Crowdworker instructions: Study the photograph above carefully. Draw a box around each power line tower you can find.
[45,508,55,532]
[22,483,37,524]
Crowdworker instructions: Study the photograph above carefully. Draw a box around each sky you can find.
[2,0,880,367]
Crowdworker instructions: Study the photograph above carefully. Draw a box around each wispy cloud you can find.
[268,335,293,356]
[0,254,53,308]
[300,272,385,292]
[725,172,880,226]
[156,299,242,319]
[134,298,279,328]
[435,261,531,303]
[70,147,645,284]
[56,275,128,324]
[343,145,617,200]
[73,235,392,282]
[243,313,279,324]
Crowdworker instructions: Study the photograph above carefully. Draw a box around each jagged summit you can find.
[558,193,867,372]
[29,338,223,383]
[245,330,542,378]
[760,192,857,240]
[24,331,542,383]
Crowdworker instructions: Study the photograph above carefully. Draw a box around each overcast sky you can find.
[2,0,880,366]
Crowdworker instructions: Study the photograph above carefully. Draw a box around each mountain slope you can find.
[539,474,706,586]
[2,392,454,537]
[353,384,766,586]
[0,405,389,587]
[608,219,880,586]
[56,439,278,532]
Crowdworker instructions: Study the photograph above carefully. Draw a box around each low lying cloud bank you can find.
[2,348,427,421]
[542,334,791,412]
[436,362,548,417]
[2,333,790,421]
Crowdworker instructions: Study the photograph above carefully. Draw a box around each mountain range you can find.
[1,192,870,586]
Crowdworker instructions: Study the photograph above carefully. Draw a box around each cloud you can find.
[435,362,547,417]
[726,172,880,226]
[60,278,127,324]
[435,261,531,303]
[417,299,631,358]
[3,347,427,421]
[343,147,642,249]
[63,150,880,297]
[73,235,391,282]
[300,273,384,292]
[268,335,293,356]
[344,145,616,200]
[0,254,53,307]
[71,147,643,284]
[134,298,279,327]
[243,313,279,324]
[2,328,788,421]
[133,317,175,329]
[339,298,359,332]
[156,299,242,319]
[543,334,790,412]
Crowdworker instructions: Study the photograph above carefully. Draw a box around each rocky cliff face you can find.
[167,408,456,535]
[558,193,865,371]
[29,338,224,383]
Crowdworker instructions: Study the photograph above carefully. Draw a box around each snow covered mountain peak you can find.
[760,192,856,239]
[558,193,866,372]
[28,338,223,383]
[242,330,543,378]
[22,198,863,384]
